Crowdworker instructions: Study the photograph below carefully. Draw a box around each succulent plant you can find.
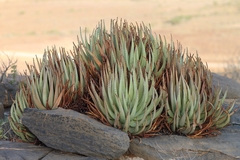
[75,19,169,80]
[76,19,235,137]
[88,62,164,136]
[25,48,86,109]
[161,52,235,137]
[9,18,236,141]
[9,83,36,142]
[75,19,170,136]
[9,47,86,142]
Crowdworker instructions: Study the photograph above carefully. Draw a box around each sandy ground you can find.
[0,0,240,74]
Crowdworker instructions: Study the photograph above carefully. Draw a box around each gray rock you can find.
[130,98,240,160]
[22,108,130,159]
[212,73,240,99]
[129,125,240,160]
[0,140,52,160]
[0,103,4,119]
[0,83,18,108]
[0,84,6,107]
[0,140,107,160]
[42,150,106,160]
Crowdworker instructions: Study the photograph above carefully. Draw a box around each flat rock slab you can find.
[129,125,240,160]
[42,150,106,160]
[22,108,130,159]
[212,73,240,99]
[0,140,52,160]
[128,99,240,160]
[0,141,106,160]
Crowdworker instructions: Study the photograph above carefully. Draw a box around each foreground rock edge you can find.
[21,108,130,159]
[0,140,109,160]
[2,99,240,160]
[0,140,52,160]
[129,129,240,160]
[129,100,240,160]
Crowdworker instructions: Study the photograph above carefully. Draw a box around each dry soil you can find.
[0,0,240,73]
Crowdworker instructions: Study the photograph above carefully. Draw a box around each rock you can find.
[0,83,18,108]
[0,140,107,160]
[0,140,52,160]
[212,73,240,99]
[129,99,240,160]
[42,150,106,160]
[22,108,130,159]
[129,125,240,160]
[0,84,6,106]
[0,103,4,119]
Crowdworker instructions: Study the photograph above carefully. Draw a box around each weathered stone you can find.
[129,98,240,160]
[212,73,240,99]
[0,140,52,160]
[42,150,106,160]
[22,108,130,159]
[0,84,6,107]
[0,103,4,119]
[0,83,18,108]
[0,140,145,160]
[129,125,240,160]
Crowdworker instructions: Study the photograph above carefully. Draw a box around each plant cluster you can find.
[9,19,235,142]
[9,49,86,142]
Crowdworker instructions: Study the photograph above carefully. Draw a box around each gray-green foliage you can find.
[78,19,235,137]
[9,48,86,142]
[9,19,236,142]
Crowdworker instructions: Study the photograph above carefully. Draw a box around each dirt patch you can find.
[0,0,240,73]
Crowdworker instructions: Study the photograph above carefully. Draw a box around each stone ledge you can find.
[0,140,52,160]
[129,125,240,160]
[0,140,107,160]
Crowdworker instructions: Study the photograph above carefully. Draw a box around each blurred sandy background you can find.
[0,0,240,74]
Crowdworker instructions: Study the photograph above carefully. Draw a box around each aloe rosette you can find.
[162,52,235,137]
[9,83,36,142]
[89,63,164,136]
[76,19,169,80]
[25,48,86,109]
[9,48,86,142]
[163,68,208,135]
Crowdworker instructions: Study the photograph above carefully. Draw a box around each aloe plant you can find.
[9,18,236,141]
[9,83,36,142]
[161,52,235,137]
[77,19,235,137]
[89,62,164,136]
[9,47,86,142]
[75,19,170,80]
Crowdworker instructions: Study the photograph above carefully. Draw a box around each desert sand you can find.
[0,0,240,74]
